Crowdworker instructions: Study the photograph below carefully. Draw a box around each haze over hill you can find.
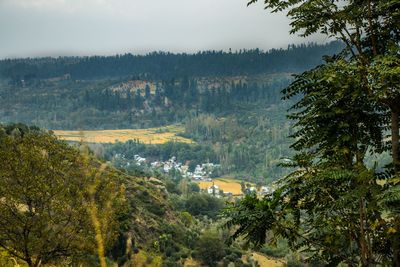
[0,0,326,58]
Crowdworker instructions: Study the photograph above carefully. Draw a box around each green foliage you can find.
[193,231,226,266]
[225,1,400,266]
[188,182,200,193]
[259,239,289,258]
[180,211,193,227]
[0,124,124,267]
[283,58,386,161]
[224,64,397,264]
[184,194,225,219]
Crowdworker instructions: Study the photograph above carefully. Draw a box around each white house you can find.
[207,185,220,195]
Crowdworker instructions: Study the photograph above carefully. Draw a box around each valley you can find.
[0,44,342,266]
[1,0,399,265]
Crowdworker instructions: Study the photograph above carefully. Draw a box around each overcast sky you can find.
[0,0,326,59]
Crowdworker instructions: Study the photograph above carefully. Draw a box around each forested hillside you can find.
[0,42,342,81]
[0,42,343,182]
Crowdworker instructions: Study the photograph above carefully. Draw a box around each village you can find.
[113,153,274,198]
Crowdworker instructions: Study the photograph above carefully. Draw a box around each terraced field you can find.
[53,125,193,144]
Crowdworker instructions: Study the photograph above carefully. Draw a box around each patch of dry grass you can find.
[197,177,245,195]
[244,252,285,267]
[183,257,200,267]
[53,125,194,144]
[132,251,162,267]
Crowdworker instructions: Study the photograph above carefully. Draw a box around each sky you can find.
[0,0,326,59]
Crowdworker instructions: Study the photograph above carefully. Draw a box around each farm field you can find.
[53,125,194,144]
[196,177,253,195]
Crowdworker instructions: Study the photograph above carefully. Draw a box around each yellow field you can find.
[197,178,251,195]
[53,125,194,144]
[244,252,285,267]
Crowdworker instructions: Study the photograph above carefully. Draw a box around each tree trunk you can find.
[391,105,400,267]
[391,107,400,174]
[359,197,370,267]
[394,239,400,267]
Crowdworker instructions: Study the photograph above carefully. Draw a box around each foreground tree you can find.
[0,124,124,267]
[226,59,397,265]
[249,0,400,175]
[224,0,400,265]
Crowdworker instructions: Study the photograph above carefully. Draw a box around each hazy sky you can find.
[0,0,326,58]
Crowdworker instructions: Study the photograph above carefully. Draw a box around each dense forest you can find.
[0,42,342,81]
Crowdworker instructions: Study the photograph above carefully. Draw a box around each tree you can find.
[134,90,143,109]
[248,0,400,176]
[185,194,224,219]
[145,84,151,99]
[194,231,225,266]
[188,182,200,194]
[0,125,123,267]
[224,0,400,265]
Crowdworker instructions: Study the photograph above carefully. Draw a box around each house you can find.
[193,174,202,180]
[194,165,203,175]
[134,154,146,165]
[163,165,171,173]
[207,185,220,196]
[151,161,161,168]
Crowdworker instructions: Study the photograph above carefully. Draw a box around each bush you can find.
[259,239,289,258]
[193,231,225,266]
[162,259,182,267]
[185,194,225,219]
[233,259,244,267]
[285,253,306,267]
[224,247,242,258]
[224,253,240,262]
[285,260,306,267]
[146,255,153,264]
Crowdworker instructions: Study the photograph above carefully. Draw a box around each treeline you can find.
[0,42,343,81]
